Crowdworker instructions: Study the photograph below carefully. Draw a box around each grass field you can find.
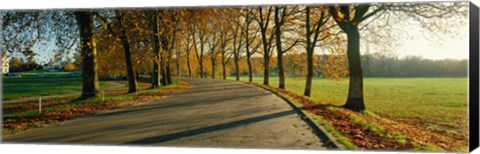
[2,80,191,135]
[3,76,84,100]
[228,76,468,137]
[21,70,71,74]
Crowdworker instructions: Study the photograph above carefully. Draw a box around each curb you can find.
[251,83,346,150]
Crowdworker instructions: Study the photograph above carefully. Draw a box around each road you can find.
[2,77,326,149]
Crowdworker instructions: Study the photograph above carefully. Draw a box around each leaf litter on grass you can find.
[2,81,192,136]
[255,83,467,152]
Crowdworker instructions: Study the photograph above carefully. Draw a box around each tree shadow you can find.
[123,110,294,144]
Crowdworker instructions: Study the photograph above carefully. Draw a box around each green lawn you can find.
[3,76,83,100]
[19,70,72,77]
[228,76,468,135]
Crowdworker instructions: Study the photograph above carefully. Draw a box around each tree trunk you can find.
[304,49,313,96]
[151,14,161,88]
[274,7,285,89]
[176,54,180,76]
[234,55,239,81]
[166,62,172,84]
[75,12,100,98]
[120,36,137,93]
[152,61,159,88]
[199,57,204,78]
[245,15,253,83]
[186,49,192,77]
[247,56,253,82]
[304,7,312,97]
[200,39,206,78]
[343,26,365,111]
[278,53,285,89]
[116,12,137,93]
[263,58,269,85]
[211,54,216,79]
[159,48,167,86]
[160,66,167,86]
[221,49,227,80]
[166,37,175,84]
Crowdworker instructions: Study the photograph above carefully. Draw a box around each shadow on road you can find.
[123,110,294,144]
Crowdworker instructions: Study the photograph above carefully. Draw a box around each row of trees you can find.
[213,54,467,78]
[8,57,42,72]
[1,2,467,111]
[362,54,468,77]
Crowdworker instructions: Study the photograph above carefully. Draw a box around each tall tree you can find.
[115,10,138,93]
[328,4,382,111]
[207,14,220,79]
[75,11,100,97]
[158,10,181,84]
[274,6,299,89]
[191,21,208,78]
[328,2,466,111]
[2,11,97,98]
[231,18,245,81]
[145,10,161,88]
[97,11,138,93]
[218,9,235,80]
[184,25,194,77]
[254,6,276,85]
[243,8,262,82]
[303,6,330,97]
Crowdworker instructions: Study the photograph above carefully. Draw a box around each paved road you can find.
[2,78,325,149]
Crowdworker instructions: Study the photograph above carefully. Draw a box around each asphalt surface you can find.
[2,77,326,149]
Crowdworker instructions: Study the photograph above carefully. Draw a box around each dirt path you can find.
[2,81,125,104]
[3,77,327,149]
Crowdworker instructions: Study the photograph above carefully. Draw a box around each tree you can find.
[231,15,245,81]
[158,10,182,84]
[243,8,261,82]
[303,6,330,96]
[254,6,276,85]
[206,11,221,79]
[3,11,99,98]
[8,57,24,72]
[328,4,384,111]
[97,10,138,93]
[183,24,194,77]
[328,2,467,111]
[218,9,235,80]
[64,62,76,71]
[274,6,299,89]
[75,11,100,98]
[146,10,162,88]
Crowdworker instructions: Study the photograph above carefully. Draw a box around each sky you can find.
[361,12,469,60]
[4,1,471,64]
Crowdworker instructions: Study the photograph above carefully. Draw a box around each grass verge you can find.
[2,76,107,100]
[247,82,466,152]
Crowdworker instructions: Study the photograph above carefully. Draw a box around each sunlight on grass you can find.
[227,76,468,136]
[3,76,107,100]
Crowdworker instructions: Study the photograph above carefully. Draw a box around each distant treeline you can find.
[234,54,468,78]
[362,54,467,77]
[8,57,43,73]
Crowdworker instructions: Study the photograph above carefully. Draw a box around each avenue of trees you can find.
[1,2,468,111]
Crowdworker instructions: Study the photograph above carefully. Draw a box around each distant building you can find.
[43,59,67,71]
[1,52,9,74]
